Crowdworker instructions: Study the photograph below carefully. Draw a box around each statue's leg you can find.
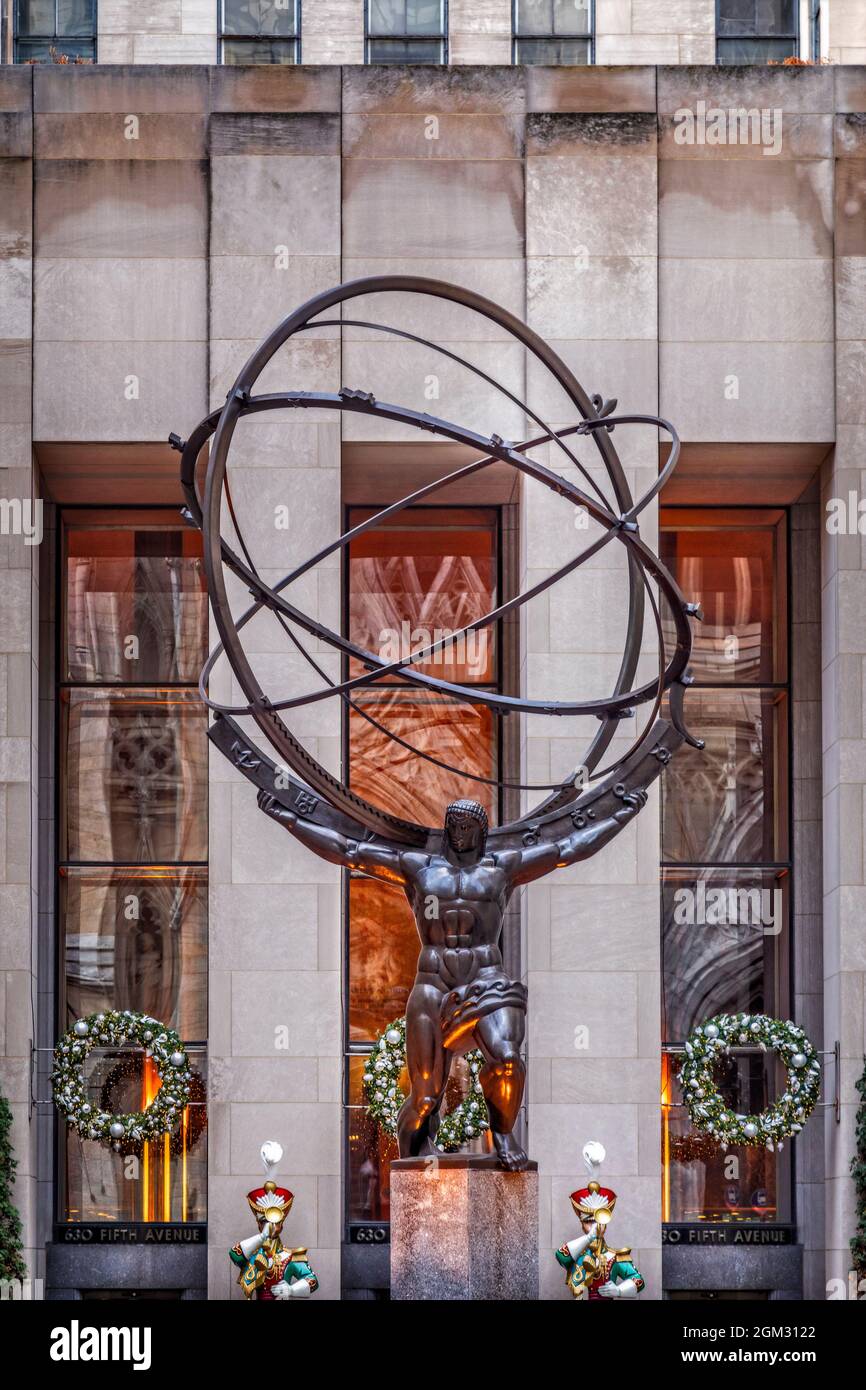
[397,982,450,1158]
[474,1006,528,1172]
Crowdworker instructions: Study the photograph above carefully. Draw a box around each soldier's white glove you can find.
[598,1278,639,1300]
[271,1278,312,1300]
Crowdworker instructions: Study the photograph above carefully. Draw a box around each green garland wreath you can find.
[52,1011,191,1149]
[363,1016,490,1152]
[677,1013,820,1150]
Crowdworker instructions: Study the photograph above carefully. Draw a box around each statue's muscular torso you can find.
[400,850,517,991]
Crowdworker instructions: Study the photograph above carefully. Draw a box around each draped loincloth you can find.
[440,973,528,1050]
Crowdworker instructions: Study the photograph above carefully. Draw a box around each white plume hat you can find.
[260,1140,283,1177]
[582,1140,606,1177]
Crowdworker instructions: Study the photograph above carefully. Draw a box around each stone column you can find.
[302,0,364,64]
[0,64,37,1291]
[821,64,866,1297]
[827,4,866,64]
[31,64,209,444]
[523,67,662,1299]
[98,1,217,65]
[449,0,512,66]
[596,0,715,65]
[206,65,344,1300]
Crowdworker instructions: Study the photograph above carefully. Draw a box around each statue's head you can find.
[444,799,489,857]
[247,1179,293,1238]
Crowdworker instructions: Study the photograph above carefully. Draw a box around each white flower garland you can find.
[363,1016,490,1152]
[677,1013,821,1150]
[52,1011,191,1150]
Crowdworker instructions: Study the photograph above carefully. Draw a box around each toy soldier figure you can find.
[229,1143,319,1300]
[257,788,647,1171]
[556,1159,645,1301]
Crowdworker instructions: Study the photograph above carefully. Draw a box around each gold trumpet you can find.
[582,1205,613,1282]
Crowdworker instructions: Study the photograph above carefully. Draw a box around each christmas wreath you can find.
[99,1064,207,1158]
[52,1011,191,1149]
[677,1013,820,1150]
[363,1016,490,1151]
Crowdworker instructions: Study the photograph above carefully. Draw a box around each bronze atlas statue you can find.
[173,277,698,1172]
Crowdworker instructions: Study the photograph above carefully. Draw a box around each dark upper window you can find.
[716,0,798,64]
[15,0,96,63]
[219,0,301,65]
[366,0,447,65]
[513,0,592,65]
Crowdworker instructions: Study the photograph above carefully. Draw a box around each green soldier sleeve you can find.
[287,1259,319,1293]
[555,1244,575,1271]
[611,1257,645,1292]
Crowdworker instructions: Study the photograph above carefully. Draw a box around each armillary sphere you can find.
[173,277,701,855]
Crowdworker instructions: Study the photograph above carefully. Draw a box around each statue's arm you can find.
[257,791,407,885]
[510,790,648,886]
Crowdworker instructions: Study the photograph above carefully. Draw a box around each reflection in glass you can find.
[17,1,96,61]
[662,868,788,1045]
[346,1052,486,1221]
[662,1053,787,1222]
[350,690,496,828]
[369,0,444,35]
[223,0,298,33]
[18,0,55,33]
[62,689,208,864]
[661,690,787,865]
[222,38,298,61]
[62,868,207,1040]
[346,1057,400,1223]
[348,508,497,685]
[717,0,796,37]
[63,1048,207,1224]
[349,877,417,1042]
[65,524,207,684]
[660,511,785,684]
[516,0,591,34]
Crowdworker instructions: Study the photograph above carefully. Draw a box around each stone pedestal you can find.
[390,1156,539,1300]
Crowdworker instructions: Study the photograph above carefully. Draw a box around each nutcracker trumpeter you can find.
[555,1142,645,1301]
[229,1142,319,1301]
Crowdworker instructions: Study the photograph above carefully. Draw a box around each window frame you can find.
[512,0,595,66]
[342,502,506,1246]
[715,0,800,64]
[218,0,302,65]
[364,0,448,65]
[659,504,794,1230]
[56,506,209,1227]
[14,0,97,63]
[810,0,821,61]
